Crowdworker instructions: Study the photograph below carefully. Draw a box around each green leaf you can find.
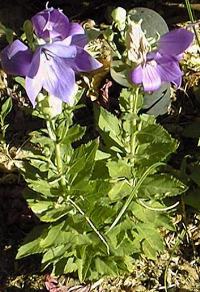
[95,257,118,276]
[69,140,98,184]
[40,222,65,248]
[23,19,33,46]
[26,179,59,197]
[110,60,131,87]
[136,223,164,259]
[39,206,71,222]
[107,159,132,179]
[96,107,124,148]
[76,246,92,282]
[62,124,86,144]
[184,188,200,210]
[64,257,78,273]
[139,174,187,199]
[129,201,174,230]
[14,77,25,88]
[28,200,54,214]
[108,180,132,201]
[1,97,12,121]
[16,225,47,259]
[42,245,67,266]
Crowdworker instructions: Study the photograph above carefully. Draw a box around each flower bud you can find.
[37,93,62,118]
[111,7,126,31]
[126,19,150,64]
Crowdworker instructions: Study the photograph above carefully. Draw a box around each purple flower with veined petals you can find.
[130,29,194,92]
[1,34,101,107]
[32,6,84,42]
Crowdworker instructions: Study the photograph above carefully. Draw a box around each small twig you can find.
[138,200,179,212]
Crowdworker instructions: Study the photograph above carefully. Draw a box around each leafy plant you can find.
[15,87,186,281]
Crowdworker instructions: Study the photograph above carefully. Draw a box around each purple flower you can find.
[1,37,101,106]
[32,6,84,42]
[130,29,194,92]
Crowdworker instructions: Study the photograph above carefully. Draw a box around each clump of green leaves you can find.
[16,88,186,281]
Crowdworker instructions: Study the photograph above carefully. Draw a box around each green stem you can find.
[129,87,140,166]
[185,0,200,48]
[55,142,66,190]
[47,119,66,190]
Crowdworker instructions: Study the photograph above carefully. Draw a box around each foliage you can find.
[15,88,186,281]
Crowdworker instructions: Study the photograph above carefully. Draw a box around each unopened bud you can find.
[126,19,150,64]
[111,7,126,30]
[37,93,62,118]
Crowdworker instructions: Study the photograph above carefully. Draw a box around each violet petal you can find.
[0,40,32,76]
[130,65,143,84]
[32,8,69,41]
[158,28,194,56]
[142,62,162,92]
[42,56,76,103]
[43,43,77,58]
[25,49,43,106]
[156,56,183,84]
[73,48,102,72]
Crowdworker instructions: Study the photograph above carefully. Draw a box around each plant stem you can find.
[55,142,66,190]
[129,87,140,166]
[185,0,200,49]
[47,119,66,190]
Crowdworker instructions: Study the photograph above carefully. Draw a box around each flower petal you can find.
[42,56,76,103]
[44,43,77,58]
[142,62,162,92]
[25,49,43,106]
[156,56,183,85]
[130,65,143,84]
[68,22,84,36]
[73,48,102,72]
[32,8,69,41]
[71,34,88,48]
[158,28,194,56]
[0,40,32,76]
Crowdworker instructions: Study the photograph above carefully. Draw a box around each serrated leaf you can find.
[64,257,78,273]
[42,245,67,266]
[95,257,118,276]
[136,223,164,259]
[40,222,65,248]
[97,107,123,147]
[63,125,86,144]
[107,159,132,179]
[129,201,174,230]
[69,140,98,184]
[16,225,47,259]
[108,180,132,201]
[27,179,59,197]
[139,174,187,199]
